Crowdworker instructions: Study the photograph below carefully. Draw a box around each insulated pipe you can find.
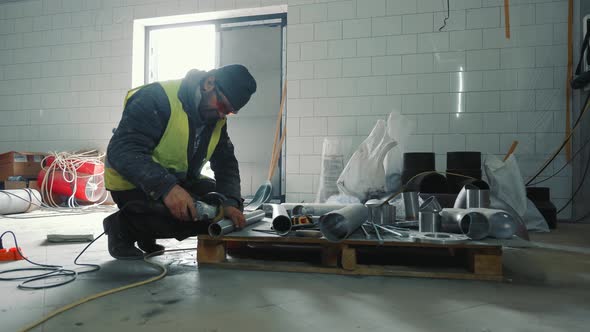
[470,208,517,239]
[281,203,347,216]
[440,208,489,240]
[0,189,42,215]
[208,210,266,238]
[319,204,368,242]
[269,204,292,235]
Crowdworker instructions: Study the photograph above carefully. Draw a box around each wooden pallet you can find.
[196,228,503,281]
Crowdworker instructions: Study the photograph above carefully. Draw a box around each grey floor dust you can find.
[1,209,589,332]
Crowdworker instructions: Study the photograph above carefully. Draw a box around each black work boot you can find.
[137,239,165,255]
[103,213,144,260]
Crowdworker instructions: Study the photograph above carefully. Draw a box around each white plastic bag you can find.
[484,154,549,231]
[384,112,414,193]
[316,138,345,203]
[484,154,528,216]
[337,120,397,201]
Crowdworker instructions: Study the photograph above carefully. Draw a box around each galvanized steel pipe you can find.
[319,204,368,242]
[269,204,292,235]
[440,208,489,240]
[281,203,347,216]
[470,208,517,239]
[208,210,266,238]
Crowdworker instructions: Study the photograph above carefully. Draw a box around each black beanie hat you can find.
[213,64,257,112]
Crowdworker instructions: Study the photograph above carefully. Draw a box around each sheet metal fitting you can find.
[268,203,291,235]
[319,204,368,242]
[419,196,442,212]
[466,188,490,209]
[208,210,266,238]
[470,208,517,239]
[402,191,419,221]
[440,208,489,240]
[419,211,441,232]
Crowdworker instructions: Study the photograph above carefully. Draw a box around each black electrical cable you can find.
[439,0,450,31]
[528,134,590,186]
[525,93,590,186]
[556,146,590,214]
[0,231,103,290]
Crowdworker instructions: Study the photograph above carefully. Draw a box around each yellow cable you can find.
[19,247,196,332]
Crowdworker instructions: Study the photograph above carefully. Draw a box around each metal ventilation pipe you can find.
[269,204,292,235]
[319,204,368,242]
[281,203,347,216]
[440,208,489,240]
[208,210,266,238]
[470,208,517,239]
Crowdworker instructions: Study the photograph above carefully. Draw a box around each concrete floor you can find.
[1,209,590,332]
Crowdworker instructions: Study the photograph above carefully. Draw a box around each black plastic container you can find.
[447,151,481,170]
[526,187,557,229]
[405,172,448,193]
[403,152,435,170]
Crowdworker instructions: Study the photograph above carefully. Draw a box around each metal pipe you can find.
[269,204,292,235]
[281,203,347,216]
[419,196,442,212]
[470,208,517,239]
[454,186,529,240]
[402,191,419,221]
[489,197,530,240]
[419,211,441,232]
[440,208,489,240]
[466,189,491,208]
[319,204,368,242]
[208,210,266,238]
[0,189,42,215]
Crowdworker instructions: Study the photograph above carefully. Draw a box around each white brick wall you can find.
[0,0,572,217]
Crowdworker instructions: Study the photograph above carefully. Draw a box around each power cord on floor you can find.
[0,231,102,289]
[18,247,195,332]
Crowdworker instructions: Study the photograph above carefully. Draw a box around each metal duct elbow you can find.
[470,208,517,239]
[440,208,489,240]
[319,204,368,242]
[208,210,266,238]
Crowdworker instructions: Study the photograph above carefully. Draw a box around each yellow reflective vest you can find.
[105,79,226,191]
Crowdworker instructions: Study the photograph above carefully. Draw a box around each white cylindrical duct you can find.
[0,189,42,215]
[269,204,292,235]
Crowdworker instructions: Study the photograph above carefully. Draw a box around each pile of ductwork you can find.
[288,183,526,244]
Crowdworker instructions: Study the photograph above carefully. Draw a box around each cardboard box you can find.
[0,151,49,181]
[4,180,40,190]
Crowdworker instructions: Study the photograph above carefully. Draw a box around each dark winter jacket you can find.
[106,69,241,208]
